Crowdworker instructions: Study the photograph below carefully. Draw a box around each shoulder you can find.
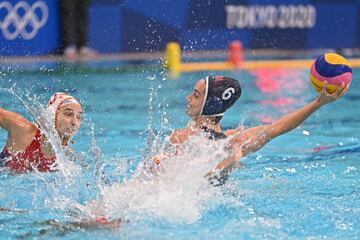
[169,129,193,145]
[10,122,38,141]
[14,120,37,136]
[224,126,254,145]
[0,108,34,133]
[224,126,246,138]
[224,129,239,136]
[5,122,38,151]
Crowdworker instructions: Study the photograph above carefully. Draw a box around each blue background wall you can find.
[1,0,360,55]
[0,0,59,55]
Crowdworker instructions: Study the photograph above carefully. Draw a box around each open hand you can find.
[317,81,349,106]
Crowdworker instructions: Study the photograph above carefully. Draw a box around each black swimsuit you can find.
[199,126,227,141]
[0,150,9,167]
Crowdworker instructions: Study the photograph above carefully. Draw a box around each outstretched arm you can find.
[238,82,349,157]
[215,81,349,172]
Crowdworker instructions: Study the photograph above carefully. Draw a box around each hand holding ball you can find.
[310,53,352,93]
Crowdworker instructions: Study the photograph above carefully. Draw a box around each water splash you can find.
[0,86,81,179]
[90,134,232,224]
[1,80,240,226]
[81,75,238,224]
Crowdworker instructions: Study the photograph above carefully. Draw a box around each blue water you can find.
[0,66,359,239]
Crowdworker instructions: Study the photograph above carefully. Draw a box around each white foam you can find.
[93,134,232,223]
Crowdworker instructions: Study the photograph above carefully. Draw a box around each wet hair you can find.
[214,115,223,124]
[209,116,223,124]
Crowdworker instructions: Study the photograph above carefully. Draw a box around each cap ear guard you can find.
[202,96,225,117]
[199,76,209,116]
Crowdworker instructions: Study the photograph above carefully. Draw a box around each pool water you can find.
[0,66,359,239]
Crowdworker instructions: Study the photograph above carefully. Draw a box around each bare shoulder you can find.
[12,115,36,134]
[224,126,247,143]
[224,125,246,136]
[169,128,193,145]
[224,128,239,136]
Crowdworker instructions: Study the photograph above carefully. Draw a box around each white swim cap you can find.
[46,92,80,128]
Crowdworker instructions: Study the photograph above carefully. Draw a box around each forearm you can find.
[238,99,322,157]
[0,108,5,129]
[230,83,347,160]
[271,99,322,138]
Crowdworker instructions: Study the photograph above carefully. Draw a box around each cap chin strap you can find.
[199,76,224,117]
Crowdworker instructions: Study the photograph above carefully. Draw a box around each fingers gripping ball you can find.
[310,53,352,93]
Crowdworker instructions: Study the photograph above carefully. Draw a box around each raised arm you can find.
[238,82,349,157]
[0,107,33,134]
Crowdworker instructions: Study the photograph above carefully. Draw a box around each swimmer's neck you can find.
[188,116,222,132]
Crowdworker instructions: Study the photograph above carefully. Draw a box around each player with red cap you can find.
[0,92,82,173]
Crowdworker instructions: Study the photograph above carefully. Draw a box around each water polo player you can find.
[159,75,349,176]
[0,92,82,173]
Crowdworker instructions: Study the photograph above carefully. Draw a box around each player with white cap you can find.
[0,92,82,173]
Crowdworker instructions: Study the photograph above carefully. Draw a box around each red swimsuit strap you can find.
[24,128,57,162]
[2,128,42,156]
[2,127,56,173]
